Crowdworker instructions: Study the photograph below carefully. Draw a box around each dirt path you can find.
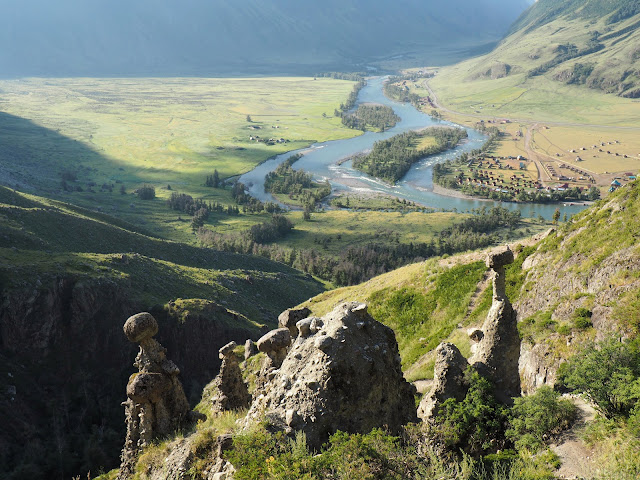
[552,396,598,480]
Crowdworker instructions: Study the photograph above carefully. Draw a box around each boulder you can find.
[257,328,291,368]
[418,343,469,420]
[244,339,258,360]
[278,307,311,338]
[244,302,417,449]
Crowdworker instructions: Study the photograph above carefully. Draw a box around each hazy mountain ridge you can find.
[0,0,530,76]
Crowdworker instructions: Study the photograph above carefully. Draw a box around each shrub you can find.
[558,338,640,418]
[573,307,592,329]
[506,386,577,451]
[433,367,509,456]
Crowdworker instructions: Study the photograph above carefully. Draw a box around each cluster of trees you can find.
[231,182,283,214]
[167,192,240,230]
[340,104,400,131]
[433,367,577,456]
[136,184,156,200]
[383,76,421,106]
[528,39,603,78]
[264,154,330,213]
[333,80,366,116]
[205,170,221,188]
[198,207,513,286]
[353,127,467,183]
[248,214,293,243]
[168,192,240,216]
[314,72,365,81]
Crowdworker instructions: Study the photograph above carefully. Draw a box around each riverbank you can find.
[431,183,490,201]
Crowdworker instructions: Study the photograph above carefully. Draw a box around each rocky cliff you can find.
[0,276,260,479]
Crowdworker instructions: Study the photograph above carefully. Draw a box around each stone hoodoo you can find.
[419,246,522,421]
[119,312,195,479]
[417,342,469,420]
[278,307,312,338]
[469,246,521,403]
[209,341,251,414]
[245,302,417,450]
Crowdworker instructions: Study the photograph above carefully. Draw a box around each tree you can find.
[136,184,155,200]
[552,208,561,225]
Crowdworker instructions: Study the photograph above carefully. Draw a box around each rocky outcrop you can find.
[470,246,521,403]
[256,327,291,369]
[278,307,311,338]
[208,341,250,414]
[244,302,417,450]
[119,312,198,479]
[519,340,564,395]
[244,339,258,360]
[417,343,469,420]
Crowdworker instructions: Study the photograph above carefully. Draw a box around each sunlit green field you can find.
[0,76,361,240]
[0,76,358,182]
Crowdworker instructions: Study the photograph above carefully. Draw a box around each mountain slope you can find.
[0,0,530,76]
[0,186,325,479]
[438,0,640,98]
[301,180,640,387]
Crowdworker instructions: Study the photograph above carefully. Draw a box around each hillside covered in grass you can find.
[430,0,640,124]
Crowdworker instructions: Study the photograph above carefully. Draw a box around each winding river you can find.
[240,77,589,220]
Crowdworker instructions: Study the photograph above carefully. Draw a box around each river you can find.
[239,77,589,220]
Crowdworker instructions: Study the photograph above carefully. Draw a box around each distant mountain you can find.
[0,0,530,76]
[447,0,640,97]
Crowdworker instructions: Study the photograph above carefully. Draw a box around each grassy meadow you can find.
[0,76,360,241]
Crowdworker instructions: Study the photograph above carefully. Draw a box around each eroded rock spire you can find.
[118,312,195,479]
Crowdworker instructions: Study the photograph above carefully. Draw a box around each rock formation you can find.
[119,312,196,479]
[256,327,291,369]
[245,302,417,450]
[278,307,312,338]
[419,246,522,421]
[209,341,250,414]
[470,246,521,403]
[417,343,469,420]
[244,339,258,360]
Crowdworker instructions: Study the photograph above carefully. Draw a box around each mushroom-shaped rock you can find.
[257,328,291,368]
[119,312,194,480]
[127,372,172,403]
[278,307,311,338]
[469,245,521,404]
[418,343,469,421]
[485,245,514,269]
[124,312,158,343]
[244,302,417,450]
[219,341,237,360]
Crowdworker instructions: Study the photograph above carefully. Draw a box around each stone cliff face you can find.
[0,276,138,478]
[0,276,261,479]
